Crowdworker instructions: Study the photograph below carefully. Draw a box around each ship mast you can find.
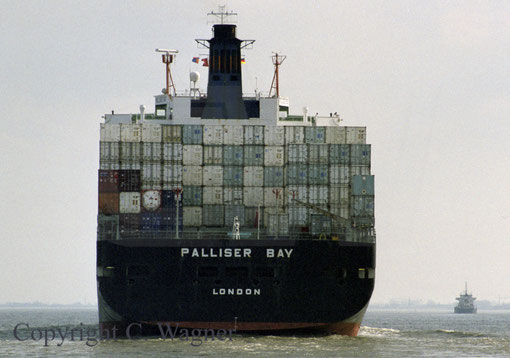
[156,49,178,97]
[269,53,286,98]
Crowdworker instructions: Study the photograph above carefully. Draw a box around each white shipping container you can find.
[163,143,183,162]
[223,125,244,145]
[183,145,203,165]
[203,125,223,145]
[203,187,223,205]
[346,127,366,144]
[329,186,350,205]
[120,161,140,170]
[243,187,263,206]
[203,166,223,186]
[142,162,162,186]
[163,163,183,184]
[182,165,202,186]
[309,186,329,205]
[264,187,285,207]
[308,144,329,164]
[264,126,285,145]
[330,165,350,185]
[183,207,202,226]
[100,160,120,170]
[287,144,307,163]
[203,146,223,164]
[285,126,304,144]
[288,206,308,226]
[119,192,141,214]
[351,165,370,177]
[264,146,284,166]
[325,126,346,144]
[100,124,121,142]
[286,185,308,204]
[100,142,120,161]
[120,142,141,162]
[142,123,162,142]
[244,126,264,145]
[243,166,263,186]
[142,143,162,161]
[162,125,182,143]
[223,187,243,205]
[121,124,141,142]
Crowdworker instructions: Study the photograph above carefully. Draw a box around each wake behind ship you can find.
[97,9,376,337]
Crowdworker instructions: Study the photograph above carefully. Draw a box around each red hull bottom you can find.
[100,320,361,337]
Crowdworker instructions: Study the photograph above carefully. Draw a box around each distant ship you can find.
[97,8,375,337]
[454,282,477,314]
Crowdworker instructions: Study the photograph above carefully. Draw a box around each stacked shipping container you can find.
[98,123,371,239]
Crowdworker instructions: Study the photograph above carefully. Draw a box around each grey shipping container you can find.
[264,167,284,186]
[120,142,141,162]
[182,125,203,144]
[351,196,375,217]
[98,214,119,240]
[311,215,332,236]
[223,166,243,186]
[287,144,307,163]
[352,175,375,196]
[329,144,350,164]
[244,126,264,145]
[308,164,329,185]
[100,142,120,161]
[223,145,244,166]
[183,186,203,206]
[243,145,264,166]
[308,144,329,164]
[288,206,308,226]
[286,164,308,185]
[305,127,325,144]
[203,205,224,226]
[350,144,371,165]
[225,205,245,227]
[163,143,183,162]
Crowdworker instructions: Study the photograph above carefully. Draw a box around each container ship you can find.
[97,10,375,337]
[454,282,477,314]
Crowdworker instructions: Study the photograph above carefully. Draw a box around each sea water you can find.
[1,308,508,357]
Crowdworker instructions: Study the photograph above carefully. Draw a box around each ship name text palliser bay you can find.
[181,248,293,258]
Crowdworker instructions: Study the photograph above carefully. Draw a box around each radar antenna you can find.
[155,49,178,97]
[208,5,238,24]
[269,53,286,98]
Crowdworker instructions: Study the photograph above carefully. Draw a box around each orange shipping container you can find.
[99,193,119,214]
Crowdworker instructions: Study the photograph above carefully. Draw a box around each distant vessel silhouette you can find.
[454,282,477,314]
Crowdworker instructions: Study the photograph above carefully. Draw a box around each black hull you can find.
[454,307,477,314]
[97,239,375,336]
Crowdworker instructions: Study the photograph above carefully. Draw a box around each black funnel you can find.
[202,24,247,119]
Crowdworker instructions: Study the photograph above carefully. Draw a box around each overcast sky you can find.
[2,1,510,305]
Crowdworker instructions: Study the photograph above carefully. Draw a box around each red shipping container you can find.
[98,170,119,193]
[99,193,119,214]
